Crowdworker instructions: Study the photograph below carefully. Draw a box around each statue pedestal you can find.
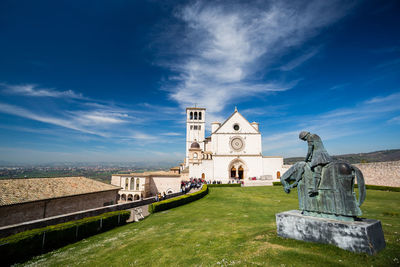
[276,210,386,255]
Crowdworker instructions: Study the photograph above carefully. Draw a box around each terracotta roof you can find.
[0,177,120,206]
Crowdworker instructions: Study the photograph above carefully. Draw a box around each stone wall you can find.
[0,190,118,228]
[0,191,182,238]
[149,176,181,196]
[354,160,400,187]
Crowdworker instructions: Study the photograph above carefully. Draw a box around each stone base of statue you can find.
[276,210,386,255]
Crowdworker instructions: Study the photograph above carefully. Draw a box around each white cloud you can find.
[329,83,350,91]
[1,83,84,99]
[262,92,400,156]
[161,0,354,120]
[131,132,158,141]
[279,47,321,71]
[71,111,129,125]
[161,132,182,136]
[388,116,400,124]
[0,102,102,136]
[365,92,400,104]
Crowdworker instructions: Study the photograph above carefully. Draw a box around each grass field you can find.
[20,187,400,267]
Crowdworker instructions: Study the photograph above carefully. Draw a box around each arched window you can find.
[193,153,198,159]
[190,112,193,120]
[130,178,135,190]
[199,112,202,120]
[194,112,198,120]
[136,178,140,190]
[125,178,129,190]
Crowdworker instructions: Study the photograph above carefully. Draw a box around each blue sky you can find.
[0,0,399,164]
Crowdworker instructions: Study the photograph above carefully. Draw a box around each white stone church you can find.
[184,107,286,184]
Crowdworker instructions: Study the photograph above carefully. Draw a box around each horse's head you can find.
[280,161,306,194]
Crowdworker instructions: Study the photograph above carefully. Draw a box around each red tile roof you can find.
[0,177,120,206]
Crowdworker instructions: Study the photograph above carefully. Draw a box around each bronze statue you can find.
[281,132,366,221]
[299,131,332,196]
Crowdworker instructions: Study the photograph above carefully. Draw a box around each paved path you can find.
[126,204,150,222]
[126,186,203,223]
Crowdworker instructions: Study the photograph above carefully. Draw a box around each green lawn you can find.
[20,187,400,266]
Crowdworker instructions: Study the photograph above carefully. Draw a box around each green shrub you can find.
[0,210,130,266]
[274,180,399,192]
[149,185,208,213]
[207,183,241,188]
[354,184,400,192]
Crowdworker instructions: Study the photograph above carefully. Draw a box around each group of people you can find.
[181,178,204,194]
[155,192,167,202]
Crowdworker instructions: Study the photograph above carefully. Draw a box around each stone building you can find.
[111,171,181,201]
[0,177,120,227]
[185,107,286,183]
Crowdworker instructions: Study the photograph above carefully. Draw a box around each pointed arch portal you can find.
[228,159,248,180]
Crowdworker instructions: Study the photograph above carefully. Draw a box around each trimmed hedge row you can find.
[0,210,130,266]
[207,183,241,188]
[149,185,208,213]
[274,181,400,192]
[354,184,400,192]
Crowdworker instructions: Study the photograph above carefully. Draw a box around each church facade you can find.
[185,107,285,183]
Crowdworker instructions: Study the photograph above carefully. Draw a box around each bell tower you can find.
[186,107,205,166]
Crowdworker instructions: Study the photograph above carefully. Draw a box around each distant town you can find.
[0,162,179,183]
[1,149,399,184]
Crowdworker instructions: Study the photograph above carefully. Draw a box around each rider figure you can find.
[299,131,332,196]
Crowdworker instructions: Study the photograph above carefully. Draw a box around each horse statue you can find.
[281,160,367,221]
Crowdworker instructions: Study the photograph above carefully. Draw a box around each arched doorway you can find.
[121,194,127,201]
[277,171,281,179]
[230,167,236,178]
[238,166,244,179]
[201,173,205,179]
[127,194,133,201]
[134,194,140,200]
[228,159,248,180]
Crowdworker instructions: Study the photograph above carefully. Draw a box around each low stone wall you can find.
[0,190,119,228]
[354,160,400,187]
[0,191,182,238]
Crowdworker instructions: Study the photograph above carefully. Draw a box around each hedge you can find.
[0,210,130,266]
[207,183,241,188]
[354,184,400,192]
[149,185,208,213]
[274,181,400,192]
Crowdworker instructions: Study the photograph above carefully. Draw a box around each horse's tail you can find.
[352,166,366,207]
